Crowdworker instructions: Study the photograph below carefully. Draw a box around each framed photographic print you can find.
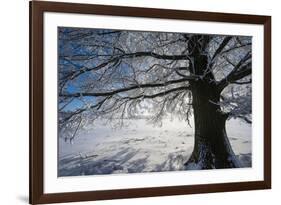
[29,0,271,204]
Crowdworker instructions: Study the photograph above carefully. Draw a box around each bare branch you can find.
[211,36,232,62]
[60,78,193,98]
[218,52,252,91]
[231,79,252,85]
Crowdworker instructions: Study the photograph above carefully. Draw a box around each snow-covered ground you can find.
[58,118,251,177]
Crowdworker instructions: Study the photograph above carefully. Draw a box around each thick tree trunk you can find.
[184,36,240,169]
[185,81,240,169]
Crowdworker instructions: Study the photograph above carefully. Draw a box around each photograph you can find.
[58,27,252,177]
[29,1,271,203]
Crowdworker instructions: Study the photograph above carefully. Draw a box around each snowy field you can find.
[58,118,252,177]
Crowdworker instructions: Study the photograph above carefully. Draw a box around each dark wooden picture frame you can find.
[30,1,271,204]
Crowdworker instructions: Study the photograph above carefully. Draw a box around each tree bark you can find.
[185,80,241,169]
[185,36,241,169]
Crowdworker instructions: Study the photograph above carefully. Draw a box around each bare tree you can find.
[58,27,252,169]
